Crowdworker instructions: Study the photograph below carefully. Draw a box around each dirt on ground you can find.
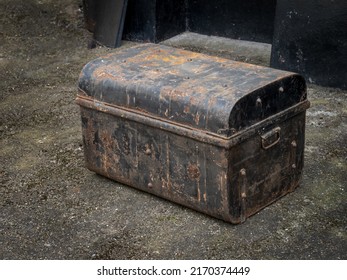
[0,0,346,260]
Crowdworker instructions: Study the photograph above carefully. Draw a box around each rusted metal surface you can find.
[78,44,307,136]
[76,44,309,223]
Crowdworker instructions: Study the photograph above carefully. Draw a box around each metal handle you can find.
[261,127,281,150]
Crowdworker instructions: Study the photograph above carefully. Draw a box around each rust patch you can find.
[183,106,190,114]
[187,163,200,180]
[93,68,115,79]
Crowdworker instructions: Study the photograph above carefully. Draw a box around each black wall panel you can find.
[187,0,277,44]
[122,0,276,44]
[271,0,347,89]
[122,0,157,42]
[123,0,185,42]
[93,0,128,47]
[156,0,186,42]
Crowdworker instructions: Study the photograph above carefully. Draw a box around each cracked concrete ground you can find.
[0,0,346,259]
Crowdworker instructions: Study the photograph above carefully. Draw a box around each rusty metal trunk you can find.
[76,44,309,224]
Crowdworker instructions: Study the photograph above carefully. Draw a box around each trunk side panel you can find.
[80,106,230,220]
[228,112,306,222]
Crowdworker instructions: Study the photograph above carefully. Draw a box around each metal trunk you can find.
[76,44,309,223]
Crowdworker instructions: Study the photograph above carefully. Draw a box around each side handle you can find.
[261,127,281,150]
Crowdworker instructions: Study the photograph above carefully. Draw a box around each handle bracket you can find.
[261,127,281,150]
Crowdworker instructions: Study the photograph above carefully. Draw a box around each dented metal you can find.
[77,44,309,224]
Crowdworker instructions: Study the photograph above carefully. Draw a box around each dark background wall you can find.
[122,0,185,42]
[187,0,277,44]
[122,0,157,42]
[156,0,186,42]
[122,0,276,44]
[271,0,347,89]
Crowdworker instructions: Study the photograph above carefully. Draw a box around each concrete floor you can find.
[0,0,346,260]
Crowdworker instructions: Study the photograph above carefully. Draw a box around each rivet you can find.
[279,87,284,93]
[256,97,262,107]
[291,140,297,147]
[292,164,296,169]
[240,168,246,176]
[241,192,247,198]
[148,182,153,188]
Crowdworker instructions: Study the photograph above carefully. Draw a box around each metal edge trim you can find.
[76,92,310,149]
